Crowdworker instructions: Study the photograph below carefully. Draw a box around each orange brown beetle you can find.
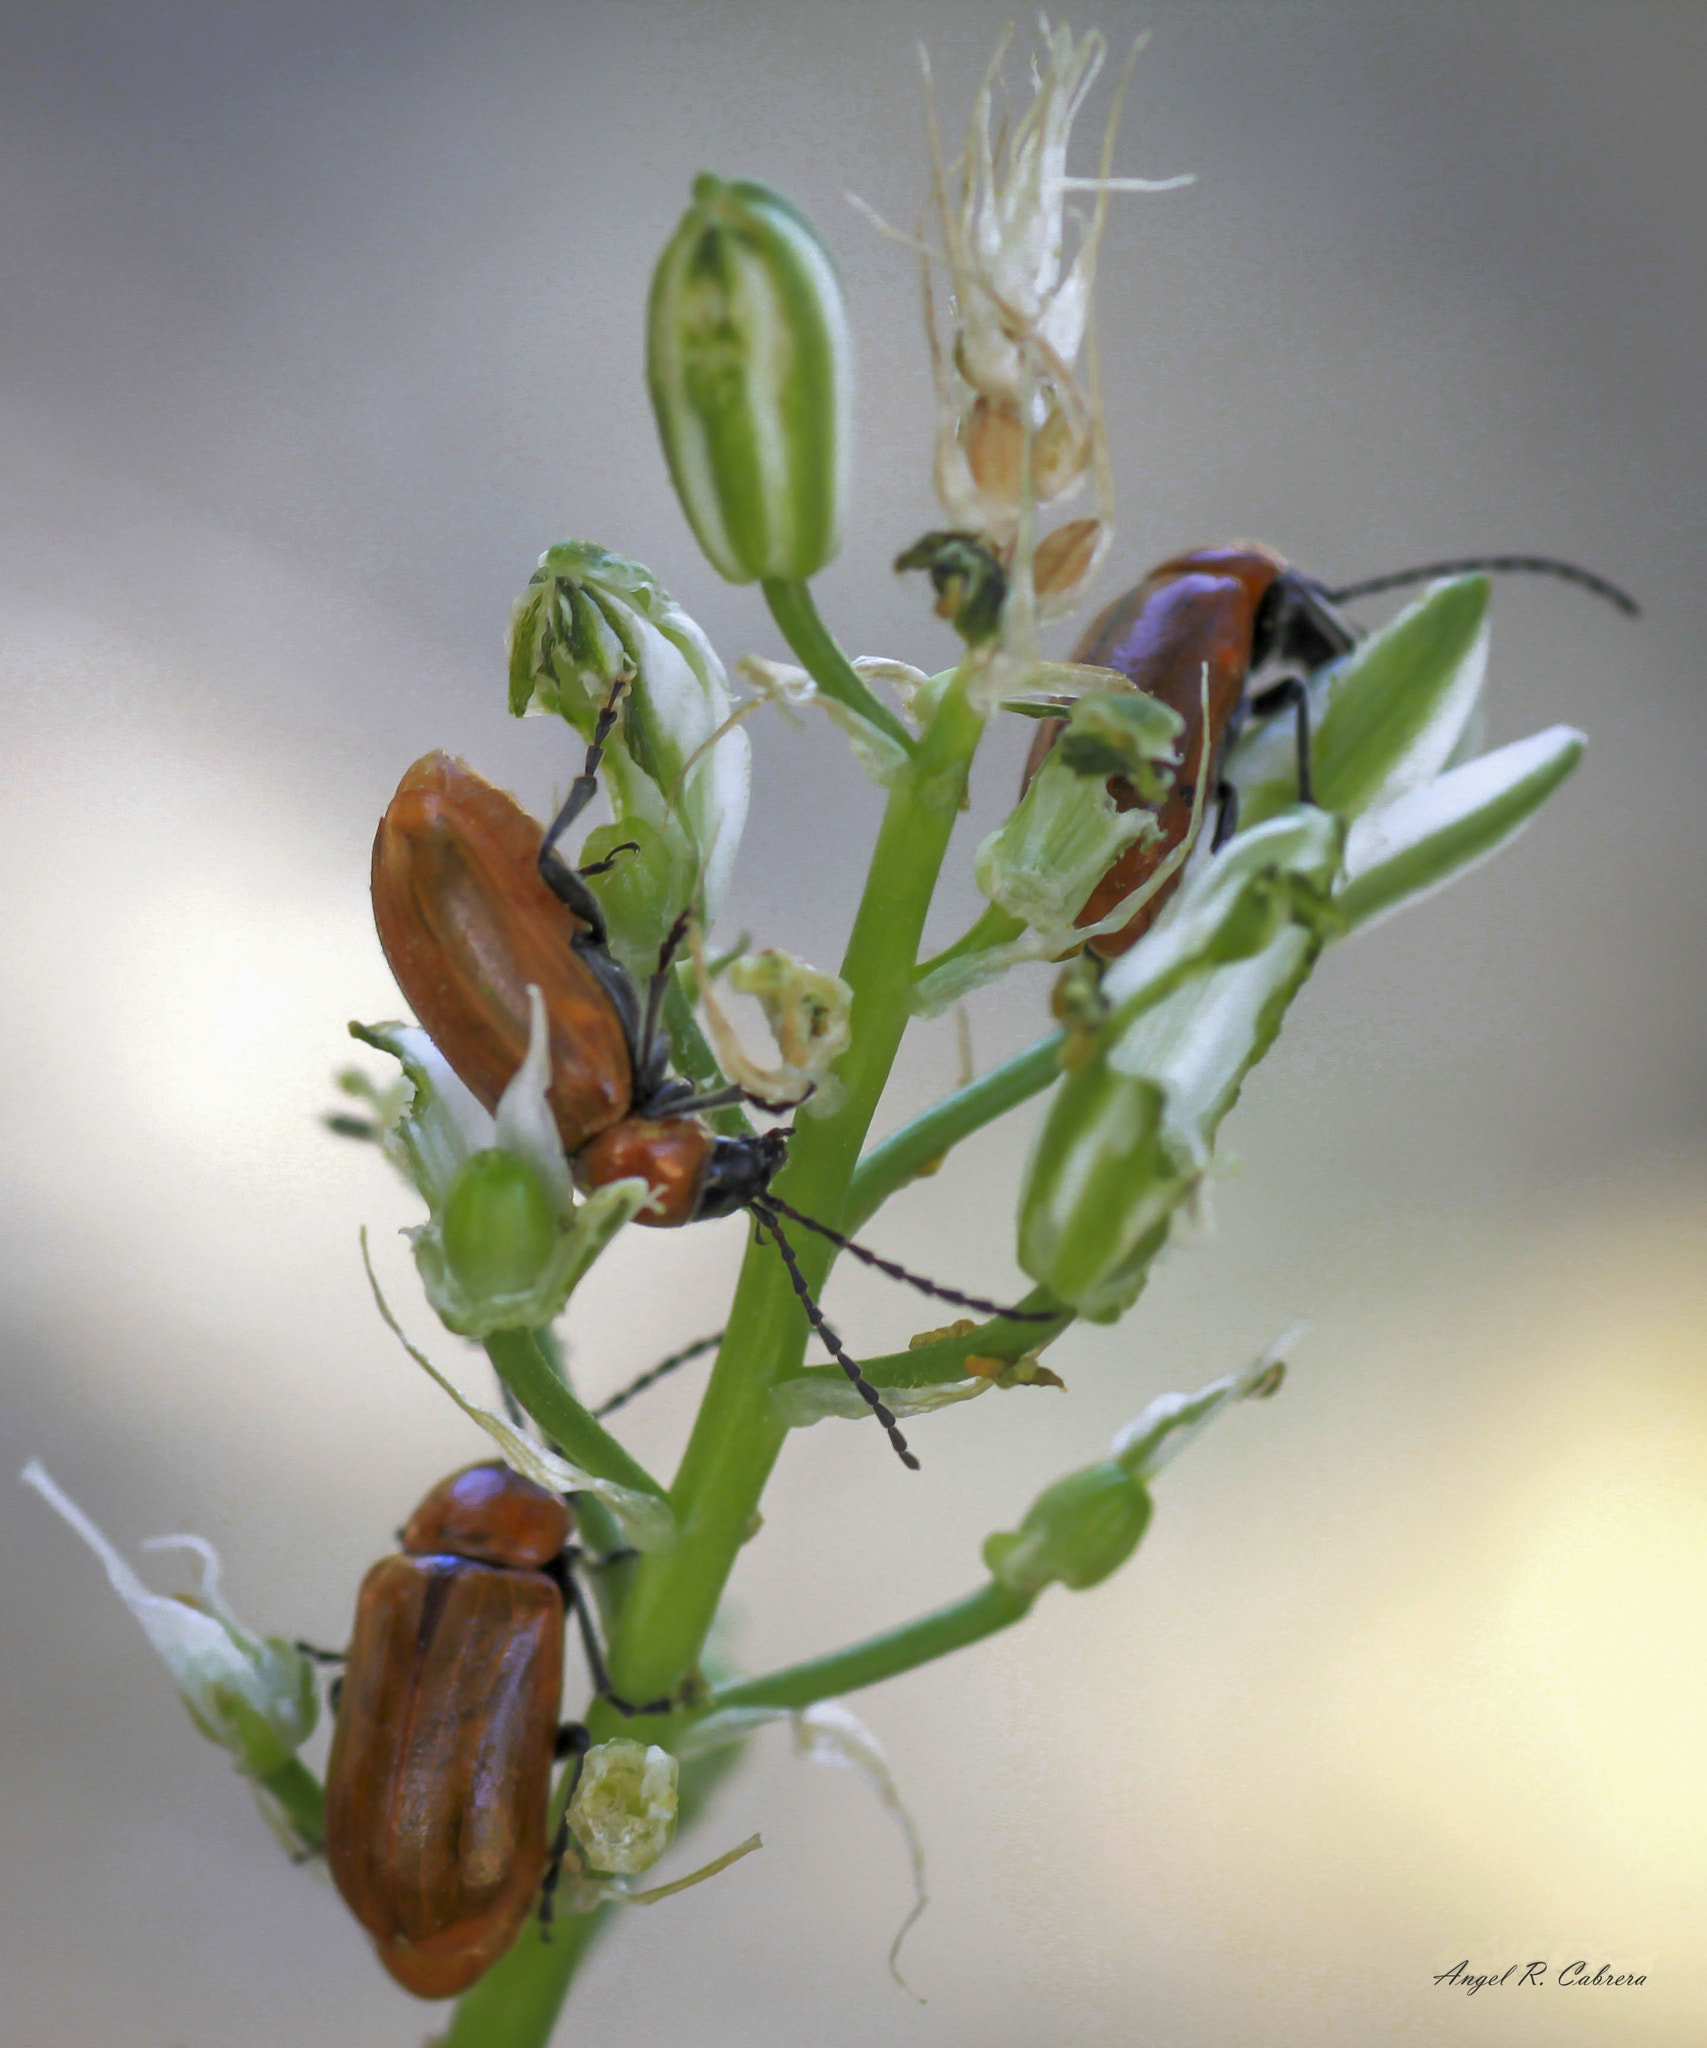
[1025,545,1637,958]
[370,693,1054,1469]
[324,1462,641,1998]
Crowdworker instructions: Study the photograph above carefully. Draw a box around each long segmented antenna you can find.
[751,1202,920,1470]
[593,1332,725,1419]
[762,1194,1059,1323]
[1324,554,1638,617]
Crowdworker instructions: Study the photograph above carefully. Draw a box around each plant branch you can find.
[762,577,916,753]
[484,1328,668,1503]
[845,1029,1065,1231]
[710,1581,1035,1711]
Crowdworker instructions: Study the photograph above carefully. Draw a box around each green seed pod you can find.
[648,174,850,584]
[440,1149,558,1305]
[983,1460,1154,1596]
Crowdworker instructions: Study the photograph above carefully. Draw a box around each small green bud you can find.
[893,530,1008,645]
[440,1149,557,1304]
[569,1739,679,1876]
[649,175,850,584]
[983,1460,1153,1596]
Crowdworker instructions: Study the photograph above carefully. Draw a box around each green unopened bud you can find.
[649,175,850,584]
[441,1149,557,1303]
[1020,813,1343,1318]
[508,540,750,971]
[983,1460,1153,1596]
[569,1739,679,1875]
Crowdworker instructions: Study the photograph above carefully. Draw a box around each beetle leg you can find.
[1247,674,1314,804]
[578,838,640,878]
[292,1640,346,1664]
[538,673,632,928]
[635,909,694,1093]
[1211,778,1240,852]
[539,1726,592,1936]
[565,1561,677,1717]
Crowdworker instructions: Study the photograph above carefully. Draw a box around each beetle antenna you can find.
[594,1331,725,1418]
[1323,554,1638,617]
[750,1202,921,1470]
[761,1194,1059,1323]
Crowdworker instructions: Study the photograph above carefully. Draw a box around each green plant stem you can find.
[484,1328,667,1503]
[452,674,981,2048]
[710,1581,1035,1711]
[257,1758,325,1855]
[605,678,984,1707]
[762,577,915,754]
[437,1899,608,2048]
[844,1029,1064,1232]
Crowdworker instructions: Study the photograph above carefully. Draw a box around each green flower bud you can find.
[440,1149,557,1304]
[983,1460,1153,1596]
[569,1739,679,1876]
[648,175,850,584]
[1019,812,1344,1319]
[508,540,750,973]
[352,1005,652,1340]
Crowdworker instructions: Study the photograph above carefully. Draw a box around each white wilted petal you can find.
[695,937,852,1112]
[1110,1326,1300,1482]
[770,1372,992,1429]
[794,1701,928,1995]
[21,1461,316,1776]
[492,987,576,1217]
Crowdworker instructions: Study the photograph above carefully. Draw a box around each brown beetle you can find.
[370,712,1057,1470]
[1022,543,1355,958]
[324,1463,581,1999]
[372,748,787,1229]
[1025,543,1638,960]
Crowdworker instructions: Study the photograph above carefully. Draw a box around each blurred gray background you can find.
[4,3,1703,2043]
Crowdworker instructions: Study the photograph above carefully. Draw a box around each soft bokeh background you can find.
[4,3,1703,2042]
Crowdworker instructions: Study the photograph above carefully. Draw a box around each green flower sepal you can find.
[351,996,650,1339]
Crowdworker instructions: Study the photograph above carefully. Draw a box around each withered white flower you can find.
[918,20,1189,570]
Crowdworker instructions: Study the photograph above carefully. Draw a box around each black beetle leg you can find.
[1211,778,1240,852]
[538,673,632,936]
[1247,674,1314,804]
[539,1725,593,1937]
